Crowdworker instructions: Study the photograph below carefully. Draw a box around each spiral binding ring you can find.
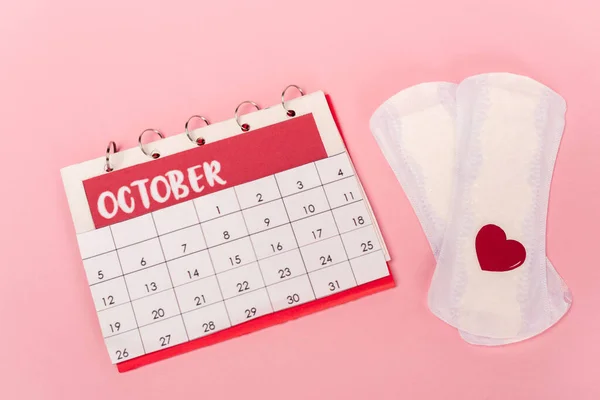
[105,141,117,172]
[234,100,261,132]
[281,85,305,117]
[185,115,210,146]
[138,128,165,159]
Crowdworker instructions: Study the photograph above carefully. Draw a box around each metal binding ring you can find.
[281,84,305,117]
[105,141,117,172]
[138,128,165,159]
[185,115,210,146]
[234,100,261,132]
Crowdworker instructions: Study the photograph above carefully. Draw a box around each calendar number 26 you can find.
[116,348,129,360]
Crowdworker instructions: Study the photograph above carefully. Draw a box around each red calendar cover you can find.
[61,91,394,372]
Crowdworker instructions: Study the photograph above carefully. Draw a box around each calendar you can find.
[61,90,394,371]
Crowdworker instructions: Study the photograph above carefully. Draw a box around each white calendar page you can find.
[61,91,393,371]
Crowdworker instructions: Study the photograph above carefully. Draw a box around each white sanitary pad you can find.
[370,75,571,344]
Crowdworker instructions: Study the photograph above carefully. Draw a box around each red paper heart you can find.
[475,224,526,272]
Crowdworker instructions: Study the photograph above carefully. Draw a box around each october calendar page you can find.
[61,92,394,371]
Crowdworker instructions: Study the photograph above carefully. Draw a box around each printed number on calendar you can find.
[102,296,115,306]
[245,307,257,319]
[278,268,291,279]
[145,282,157,292]
[160,335,171,347]
[194,295,206,306]
[237,281,250,292]
[303,204,316,215]
[353,216,365,226]
[329,280,341,291]
[287,293,300,304]
[152,308,165,320]
[203,321,216,332]
[116,348,129,360]
[320,255,333,265]
[271,242,283,252]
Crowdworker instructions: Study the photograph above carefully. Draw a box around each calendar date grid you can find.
[88,229,379,317]
[79,153,388,363]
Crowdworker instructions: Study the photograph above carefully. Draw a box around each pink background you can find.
[1,0,599,398]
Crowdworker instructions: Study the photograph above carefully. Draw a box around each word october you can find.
[97,160,226,219]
